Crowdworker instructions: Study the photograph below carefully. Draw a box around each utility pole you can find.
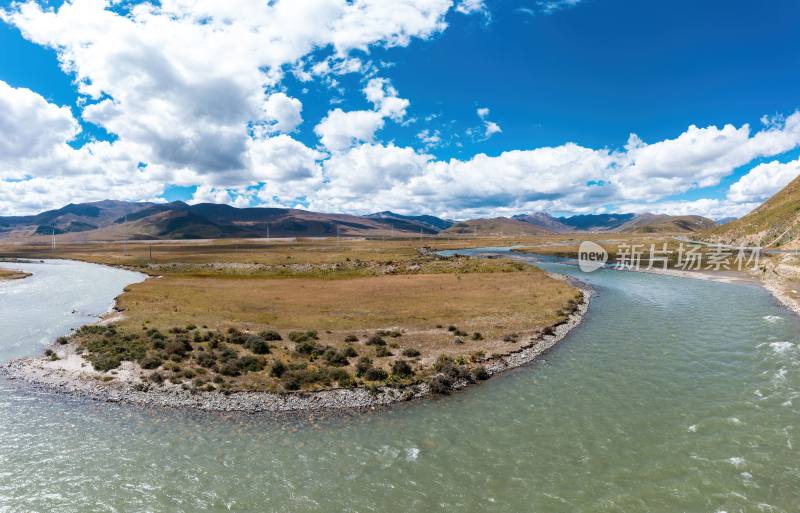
[123,215,128,256]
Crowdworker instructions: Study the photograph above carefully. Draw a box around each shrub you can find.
[342,346,359,358]
[355,357,372,377]
[220,360,242,377]
[323,348,349,367]
[270,360,287,378]
[288,330,318,343]
[237,356,266,373]
[259,330,283,341]
[344,334,358,343]
[375,346,393,357]
[454,330,468,337]
[328,368,352,387]
[402,348,421,357]
[89,353,122,371]
[164,338,191,357]
[281,373,302,391]
[295,339,323,355]
[471,332,483,341]
[185,324,197,331]
[364,367,388,381]
[56,336,69,345]
[219,348,238,362]
[542,326,556,336]
[244,335,271,355]
[473,365,490,380]
[149,372,164,384]
[195,352,215,368]
[428,374,452,395]
[140,356,163,369]
[365,335,386,346]
[447,325,458,332]
[391,360,413,378]
[226,329,249,345]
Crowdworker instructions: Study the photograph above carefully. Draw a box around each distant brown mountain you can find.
[0,201,452,240]
[511,212,573,233]
[510,211,717,234]
[0,200,155,236]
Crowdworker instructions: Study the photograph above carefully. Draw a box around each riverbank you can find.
[0,284,592,413]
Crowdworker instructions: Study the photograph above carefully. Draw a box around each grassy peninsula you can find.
[1,237,585,400]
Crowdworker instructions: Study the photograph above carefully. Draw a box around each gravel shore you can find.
[0,287,592,413]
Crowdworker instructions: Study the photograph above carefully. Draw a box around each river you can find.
[0,253,798,512]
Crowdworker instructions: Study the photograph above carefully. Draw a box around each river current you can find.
[0,254,798,512]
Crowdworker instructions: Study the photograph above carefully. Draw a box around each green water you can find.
[1,254,799,512]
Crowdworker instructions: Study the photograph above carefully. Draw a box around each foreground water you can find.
[1,254,799,512]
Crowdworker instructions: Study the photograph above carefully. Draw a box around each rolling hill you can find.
[706,174,800,247]
[442,217,551,236]
[617,214,718,234]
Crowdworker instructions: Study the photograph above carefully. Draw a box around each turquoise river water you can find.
[0,253,798,512]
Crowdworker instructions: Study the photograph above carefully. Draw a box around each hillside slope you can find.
[619,214,717,234]
[442,217,550,236]
[707,174,800,247]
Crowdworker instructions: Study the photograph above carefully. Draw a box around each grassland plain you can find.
[0,236,590,410]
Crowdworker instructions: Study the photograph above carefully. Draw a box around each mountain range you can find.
[0,200,722,240]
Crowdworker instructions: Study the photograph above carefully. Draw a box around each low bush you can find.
[259,330,283,341]
[295,339,323,355]
[391,360,413,378]
[220,360,242,377]
[244,335,271,355]
[447,325,458,332]
[342,346,359,358]
[365,335,386,346]
[355,357,372,377]
[288,330,318,343]
[149,372,164,384]
[56,336,69,345]
[195,352,215,368]
[237,355,266,373]
[473,365,490,380]
[344,334,359,343]
[542,326,556,336]
[140,355,163,369]
[471,332,483,340]
[375,346,393,357]
[164,338,192,357]
[401,348,421,357]
[428,374,452,394]
[364,367,388,381]
[270,360,287,378]
[322,348,349,366]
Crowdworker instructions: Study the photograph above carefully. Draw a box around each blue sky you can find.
[1,0,799,218]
